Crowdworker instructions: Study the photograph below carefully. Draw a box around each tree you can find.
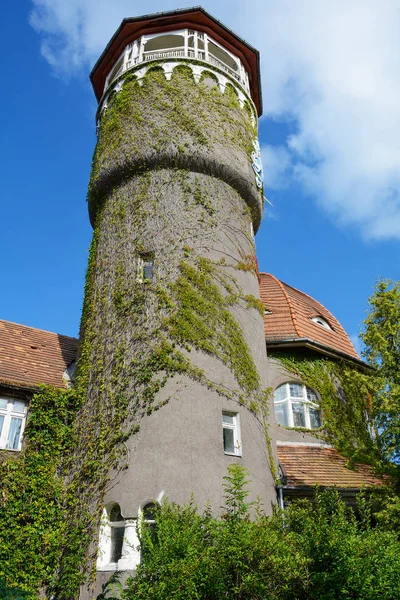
[122,465,307,600]
[361,279,400,461]
[0,580,29,600]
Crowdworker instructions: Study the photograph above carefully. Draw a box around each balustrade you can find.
[104,30,250,95]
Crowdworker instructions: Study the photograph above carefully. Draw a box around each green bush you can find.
[121,465,400,600]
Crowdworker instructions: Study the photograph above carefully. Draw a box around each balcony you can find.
[103,30,250,95]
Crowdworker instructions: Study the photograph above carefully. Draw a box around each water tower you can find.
[78,6,274,587]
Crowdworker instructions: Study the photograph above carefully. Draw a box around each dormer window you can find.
[274,383,321,429]
[311,316,332,330]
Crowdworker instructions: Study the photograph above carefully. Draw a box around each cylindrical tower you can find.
[70,7,274,596]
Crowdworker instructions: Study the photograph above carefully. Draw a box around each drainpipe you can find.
[276,462,287,513]
[277,485,284,511]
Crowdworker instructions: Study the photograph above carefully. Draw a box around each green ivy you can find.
[273,352,384,466]
[89,64,259,219]
[0,386,80,597]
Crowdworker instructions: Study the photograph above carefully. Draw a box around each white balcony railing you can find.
[106,44,247,93]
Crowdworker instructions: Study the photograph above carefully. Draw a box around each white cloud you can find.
[29,0,400,240]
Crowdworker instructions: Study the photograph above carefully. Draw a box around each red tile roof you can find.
[277,444,388,488]
[0,320,78,389]
[259,273,359,360]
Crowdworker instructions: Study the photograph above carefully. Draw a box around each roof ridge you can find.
[262,273,302,337]
[0,319,78,342]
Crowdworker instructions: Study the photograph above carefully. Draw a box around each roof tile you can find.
[277,444,388,488]
[0,320,78,389]
[259,273,359,360]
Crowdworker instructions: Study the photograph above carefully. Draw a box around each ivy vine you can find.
[273,352,383,467]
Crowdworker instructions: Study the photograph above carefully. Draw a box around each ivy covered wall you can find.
[269,350,383,467]
[63,64,272,598]
[0,64,274,599]
[0,386,80,597]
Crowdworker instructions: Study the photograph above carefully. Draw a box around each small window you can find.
[274,383,321,429]
[0,398,27,450]
[311,316,333,330]
[109,504,125,564]
[105,54,124,87]
[137,253,155,283]
[96,503,126,570]
[222,412,241,456]
[142,502,157,533]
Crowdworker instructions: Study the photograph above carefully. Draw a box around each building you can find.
[0,276,386,595]
[0,7,388,598]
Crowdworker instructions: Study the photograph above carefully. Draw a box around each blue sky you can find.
[1,0,400,352]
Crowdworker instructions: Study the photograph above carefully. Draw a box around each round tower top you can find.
[90,6,262,115]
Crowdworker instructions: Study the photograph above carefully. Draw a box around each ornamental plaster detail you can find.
[251,139,264,189]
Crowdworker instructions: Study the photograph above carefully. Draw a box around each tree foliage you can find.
[361,279,400,460]
[119,465,400,600]
[0,580,29,600]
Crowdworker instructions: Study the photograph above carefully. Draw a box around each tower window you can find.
[97,503,126,571]
[109,504,125,564]
[0,398,26,451]
[142,502,157,533]
[222,412,241,456]
[274,383,321,429]
[137,253,155,283]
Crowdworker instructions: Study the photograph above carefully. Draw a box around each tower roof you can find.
[90,6,262,115]
[0,320,78,390]
[259,273,361,362]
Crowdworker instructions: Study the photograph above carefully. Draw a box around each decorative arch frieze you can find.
[97,59,257,131]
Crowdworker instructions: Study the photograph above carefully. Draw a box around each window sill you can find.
[276,424,323,433]
[97,563,119,572]
[224,452,242,458]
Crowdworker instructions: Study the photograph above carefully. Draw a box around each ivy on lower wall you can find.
[0,386,79,598]
[273,352,385,468]
[47,220,272,598]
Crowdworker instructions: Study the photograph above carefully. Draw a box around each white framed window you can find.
[97,503,126,571]
[274,383,321,429]
[222,412,241,456]
[109,504,125,564]
[311,316,333,330]
[0,398,27,450]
